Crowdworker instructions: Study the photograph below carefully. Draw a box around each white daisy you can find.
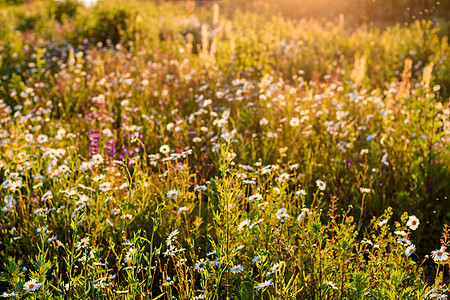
[405,244,416,257]
[431,247,449,262]
[195,259,207,272]
[194,185,207,192]
[378,219,388,227]
[289,117,300,127]
[253,256,262,264]
[177,206,188,214]
[359,187,372,193]
[9,180,23,193]
[406,215,419,231]
[249,193,262,202]
[23,279,43,292]
[278,172,289,183]
[297,210,306,222]
[276,208,290,220]
[295,189,307,196]
[259,118,269,126]
[24,134,34,142]
[237,219,250,231]
[230,264,243,274]
[159,145,170,154]
[36,135,48,144]
[255,279,273,291]
[429,292,448,300]
[92,174,105,182]
[124,247,136,264]
[99,182,112,192]
[0,291,18,298]
[326,280,338,290]
[316,179,326,191]
[91,154,104,165]
[167,189,179,199]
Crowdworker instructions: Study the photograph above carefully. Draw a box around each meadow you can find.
[0,0,449,299]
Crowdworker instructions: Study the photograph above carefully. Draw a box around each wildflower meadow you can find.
[0,0,449,299]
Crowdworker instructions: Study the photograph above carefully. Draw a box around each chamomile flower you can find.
[378,219,388,227]
[36,135,48,144]
[159,145,170,154]
[237,219,250,231]
[232,245,245,253]
[195,259,207,272]
[289,117,300,127]
[295,189,307,196]
[359,187,372,193]
[297,210,306,222]
[289,163,299,170]
[425,287,438,299]
[167,189,179,199]
[0,291,18,298]
[76,237,90,251]
[166,230,179,246]
[430,292,448,300]
[278,172,289,182]
[316,179,326,191]
[92,174,105,182]
[23,279,43,292]
[405,244,416,257]
[124,247,136,264]
[326,280,338,290]
[249,193,262,202]
[230,264,243,274]
[194,185,207,192]
[394,230,407,236]
[106,219,114,227]
[397,238,411,246]
[24,134,34,142]
[253,256,262,263]
[0,292,19,298]
[177,206,188,214]
[431,247,449,262]
[9,180,23,192]
[91,154,104,165]
[259,118,269,126]
[276,208,290,220]
[407,215,419,231]
[381,153,389,166]
[99,182,112,192]
[255,279,273,291]
[210,258,221,267]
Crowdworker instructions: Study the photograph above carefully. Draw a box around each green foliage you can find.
[16,14,41,32]
[87,5,132,44]
[51,0,80,22]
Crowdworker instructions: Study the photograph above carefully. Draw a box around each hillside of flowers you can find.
[0,1,449,299]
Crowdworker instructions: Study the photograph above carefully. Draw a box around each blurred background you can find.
[174,0,448,32]
[2,0,450,25]
[1,0,449,36]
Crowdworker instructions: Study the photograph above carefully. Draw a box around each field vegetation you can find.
[0,0,449,298]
